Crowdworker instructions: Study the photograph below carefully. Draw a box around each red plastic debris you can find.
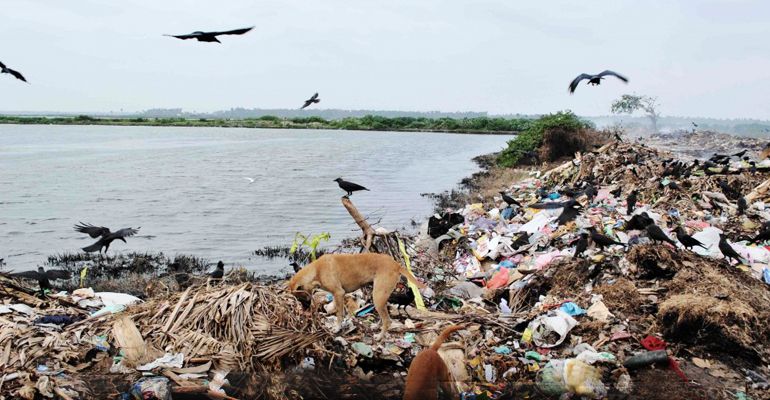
[641,335,666,351]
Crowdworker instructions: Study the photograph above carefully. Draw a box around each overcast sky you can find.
[1,0,768,119]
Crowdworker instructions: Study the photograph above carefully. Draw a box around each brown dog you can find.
[403,325,464,400]
[287,253,426,338]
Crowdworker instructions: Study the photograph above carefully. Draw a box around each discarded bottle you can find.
[622,350,669,369]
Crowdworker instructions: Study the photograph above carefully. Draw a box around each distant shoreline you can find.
[0,115,523,135]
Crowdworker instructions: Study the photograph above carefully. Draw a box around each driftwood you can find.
[341,196,386,252]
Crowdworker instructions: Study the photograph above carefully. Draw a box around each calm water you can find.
[0,125,514,274]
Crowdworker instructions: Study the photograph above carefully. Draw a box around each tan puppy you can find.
[403,325,464,400]
[287,253,426,338]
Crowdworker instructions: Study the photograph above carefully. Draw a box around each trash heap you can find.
[3,140,770,400]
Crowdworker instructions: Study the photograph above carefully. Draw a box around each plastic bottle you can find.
[622,350,669,369]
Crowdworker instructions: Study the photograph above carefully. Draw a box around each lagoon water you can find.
[0,125,514,274]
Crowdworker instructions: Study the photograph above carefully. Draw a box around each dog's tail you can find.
[430,325,464,352]
[398,266,428,290]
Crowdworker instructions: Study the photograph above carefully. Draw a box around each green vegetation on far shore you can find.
[0,114,532,134]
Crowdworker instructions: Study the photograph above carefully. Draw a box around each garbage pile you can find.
[3,140,770,400]
[649,129,766,159]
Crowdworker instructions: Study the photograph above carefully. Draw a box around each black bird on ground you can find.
[645,224,678,247]
[625,212,655,231]
[0,60,27,83]
[301,93,320,110]
[334,178,369,197]
[750,229,770,245]
[499,192,522,207]
[588,226,626,250]
[538,187,549,199]
[702,160,719,169]
[557,203,583,226]
[719,234,745,265]
[610,187,623,198]
[290,262,301,274]
[749,161,757,175]
[668,182,681,191]
[717,179,740,198]
[210,261,224,280]
[583,185,598,203]
[559,187,577,198]
[672,226,708,251]
[388,285,415,316]
[574,233,589,257]
[626,190,639,215]
[568,70,628,94]
[164,26,254,43]
[76,224,140,255]
[13,267,71,292]
[732,150,747,159]
[512,231,530,250]
[738,196,748,215]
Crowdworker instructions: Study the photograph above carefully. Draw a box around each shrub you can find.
[496,111,594,167]
[257,115,281,122]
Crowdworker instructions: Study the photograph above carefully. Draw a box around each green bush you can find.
[257,115,281,122]
[75,115,96,121]
[496,111,593,167]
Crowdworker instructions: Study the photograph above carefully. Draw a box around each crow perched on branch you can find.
[568,70,628,94]
[164,26,254,43]
[301,93,320,110]
[334,178,369,197]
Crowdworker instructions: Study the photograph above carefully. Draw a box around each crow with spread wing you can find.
[301,93,320,110]
[569,70,628,94]
[164,26,254,43]
[0,60,27,83]
[75,223,140,255]
[13,267,71,292]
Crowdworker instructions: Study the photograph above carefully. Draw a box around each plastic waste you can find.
[130,377,171,400]
[565,359,606,398]
[530,310,578,348]
[443,281,486,299]
[95,292,142,307]
[494,346,511,355]
[763,268,770,284]
[351,342,373,358]
[558,302,586,316]
[524,351,542,361]
[35,315,79,326]
[622,350,669,369]
[499,298,512,314]
[137,353,184,371]
[486,267,509,289]
[587,301,613,322]
[484,364,496,382]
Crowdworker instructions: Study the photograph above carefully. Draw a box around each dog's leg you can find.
[373,272,399,340]
[332,288,346,332]
[437,360,458,400]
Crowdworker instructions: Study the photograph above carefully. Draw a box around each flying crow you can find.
[77,224,140,255]
[164,26,254,43]
[568,70,628,94]
[692,122,698,128]
[0,60,27,83]
[334,178,369,197]
[301,93,320,110]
